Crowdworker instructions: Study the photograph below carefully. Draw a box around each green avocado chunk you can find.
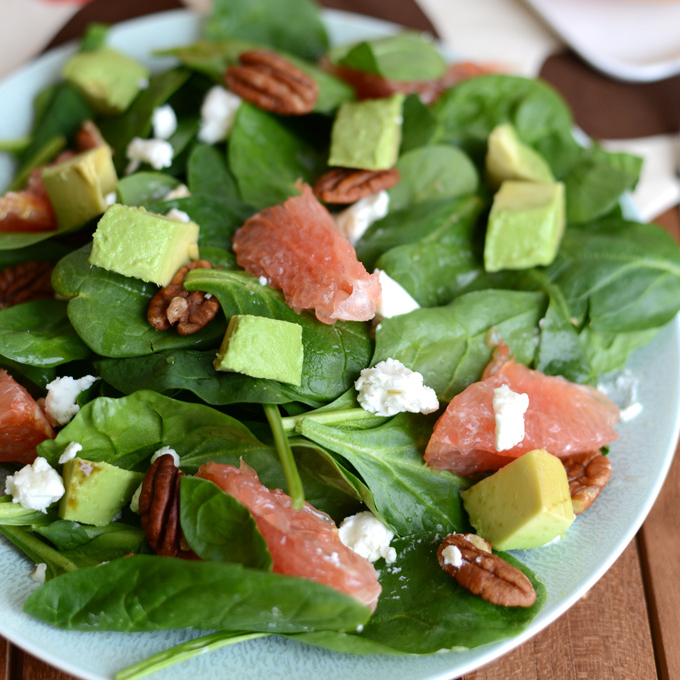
[328,93,404,171]
[59,457,143,527]
[484,180,565,273]
[63,47,149,115]
[213,314,304,386]
[41,145,117,231]
[89,203,200,286]
[461,449,575,550]
[485,123,554,188]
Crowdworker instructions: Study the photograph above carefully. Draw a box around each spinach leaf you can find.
[229,103,324,209]
[23,555,370,633]
[0,497,55,526]
[388,146,479,212]
[52,245,226,358]
[206,0,329,63]
[0,299,91,367]
[0,357,56,390]
[580,326,660,376]
[116,171,183,206]
[373,289,545,400]
[37,390,274,471]
[0,240,71,268]
[355,195,483,271]
[180,476,272,569]
[296,414,470,536]
[183,268,373,403]
[187,142,239,200]
[400,93,439,153]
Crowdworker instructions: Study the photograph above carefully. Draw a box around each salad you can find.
[1,0,680,678]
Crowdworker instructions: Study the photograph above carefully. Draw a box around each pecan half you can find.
[139,454,184,557]
[437,533,536,607]
[0,261,53,310]
[147,260,220,335]
[225,50,318,115]
[563,451,612,515]
[313,167,401,204]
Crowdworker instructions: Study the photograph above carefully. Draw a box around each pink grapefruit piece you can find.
[232,182,381,324]
[196,460,381,611]
[0,370,55,464]
[425,343,620,478]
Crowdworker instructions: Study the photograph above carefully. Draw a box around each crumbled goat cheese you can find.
[105,192,117,205]
[441,544,463,568]
[78,460,93,476]
[162,183,191,201]
[373,269,420,321]
[31,563,47,583]
[258,275,269,286]
[151,446,180,466]
[125,137,173,173]
[165,208,191,223]
[493,384,529,451]
[334,190,389,245]
[338,511,396,564]
[130,483,143,514]
[152,104,178,140]
[355,358,438,417]
[44,375,97,427]
[4,457,65,513]
[198,86,242,144]
[58,441,83,464]
[598,369,643,422]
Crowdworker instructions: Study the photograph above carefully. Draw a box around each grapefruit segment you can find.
[0,370,55,464]
[233,182,381,324]
[425,343,620,478]
[196,460,381,611]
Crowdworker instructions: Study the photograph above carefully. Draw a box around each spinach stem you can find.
[264,403,305,510]
[0,525,78,574]
[280,407,375,432]
[115,631,269,680]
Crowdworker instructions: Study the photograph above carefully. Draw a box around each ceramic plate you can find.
[1,9,679,680]
[524,0,680,82]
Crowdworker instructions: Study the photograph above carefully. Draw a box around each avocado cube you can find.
[59,457,143,527]
[41,145,118,231]
[485,123,554,188]
[484,180,565,273]
[213,314,304,386]
[461,449,575,550]
[63,47,149,115]
[328,93,404,171]
[89,204,200,286]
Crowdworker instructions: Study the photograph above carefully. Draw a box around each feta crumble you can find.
[165,208,191,223]
[441,544,463,568]
[163,183,191,201]
[355,358,438,417]
[492,384,529,451]
[258,275,269,286]
[31,563,47,583]
[373,269,420,321]
[338,511,396,564]
[4,457,65,513]
[151,446,180,467]
[598,369,643,422]
[152,104,178,140]
[198,85,242,144]
[58,441,83,464]
[334,190,389,245]
[105,192,117,206]
[44,375,97,427]
[125,137,174,173]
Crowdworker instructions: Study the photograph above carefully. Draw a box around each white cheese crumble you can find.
[492,384,529,451]
[4,457,65,513]
[165,208,191,223]
[125,137,174,174]
[44,375,97,427]
[163,183,191,201]
[355,358,438,417]
[78,460,93,477]
[597,369,643,422]
[373,269,420,321]
[105,192,117,206]
[258,275,269,286]
[441,544,463,568]
[334,190,389,245]
[338,511,396,564]
[151,446,180,466]
[198,85,242,144]
[58,441,83,465]
[152,104,178,140]
[31,563,47,583]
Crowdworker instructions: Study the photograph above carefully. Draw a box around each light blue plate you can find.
[1,9,678,680]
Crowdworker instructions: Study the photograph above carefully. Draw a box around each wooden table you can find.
[2,0,679,678]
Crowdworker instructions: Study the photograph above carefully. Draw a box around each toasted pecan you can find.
[563,451,612,515]
[313,167,400,204]
[0,261,53,310]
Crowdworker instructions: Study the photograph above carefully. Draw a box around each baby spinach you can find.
[116,171,183,207]
[400,93,439,153]
[0,299,91,367]
[0,497,55,526]
[23,555,370,633]
[180,476,272,569]
[580,326,659,375]
[187,142,240,200]
[296,414,470,536]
